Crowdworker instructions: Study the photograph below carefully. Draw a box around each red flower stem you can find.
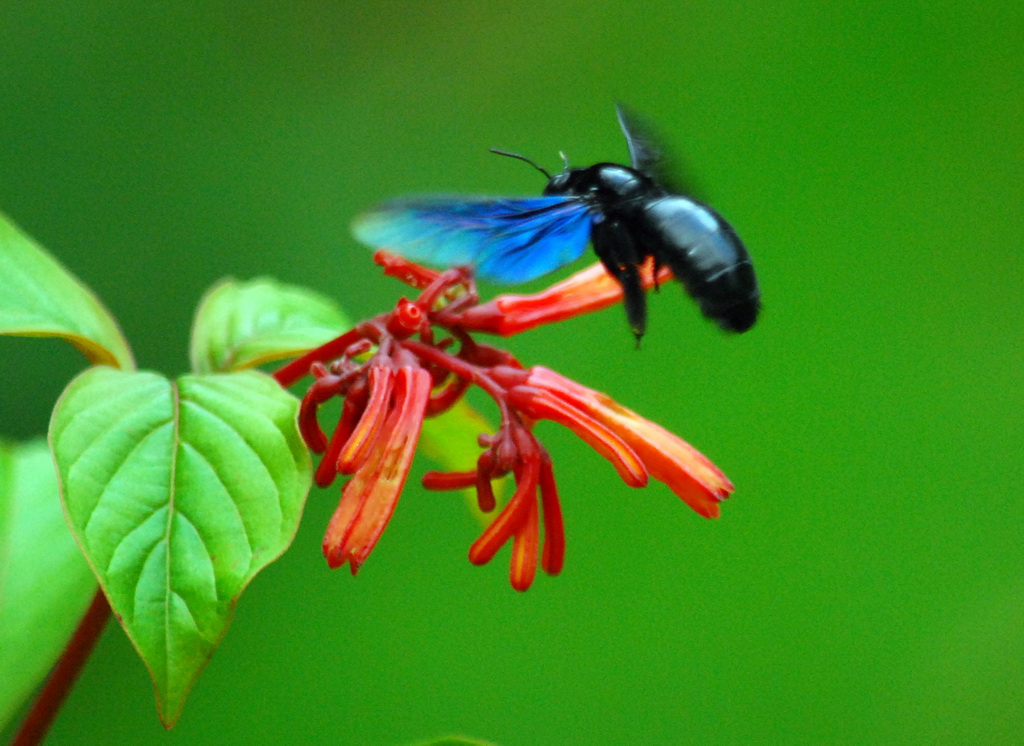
[422,470,479,490]
[415,267,472,310]
[273,327,366,387]
[426,375,470,415]
[399,339,508,404]
[400,338,519,429]
[298,397,329,454]
[315,403,360,488]
[433,291,478,316]
[14,590,111,746]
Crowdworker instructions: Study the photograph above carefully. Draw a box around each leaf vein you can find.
[80,421,173,537]
[170,507,221,603]
[163,381,180,692]
[62,382,169,474]
[179,441,254,565]
[182,395,284,525]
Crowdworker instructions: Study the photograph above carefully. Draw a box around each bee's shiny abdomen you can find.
[641,196,760,332]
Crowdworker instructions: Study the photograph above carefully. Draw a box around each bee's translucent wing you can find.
[352,195,597,283]
[616,103,701,198]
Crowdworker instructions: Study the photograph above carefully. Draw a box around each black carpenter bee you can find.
[353,105,760,342]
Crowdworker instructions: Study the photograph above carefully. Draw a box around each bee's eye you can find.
[543,173,570,195]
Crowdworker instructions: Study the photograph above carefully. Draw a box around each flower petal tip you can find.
[467,545,492,567]
[322,543,345,570]
[510,574,534,592]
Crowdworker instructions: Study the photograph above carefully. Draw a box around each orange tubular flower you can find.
[444,256,673,336]
[276,251,738,590]
[511,367,733,518]
[322,365,432,572]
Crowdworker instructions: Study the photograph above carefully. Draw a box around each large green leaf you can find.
[0,213,133,369]
[0,439,98,732]
[50,367,311,727]
[189,277,351,374]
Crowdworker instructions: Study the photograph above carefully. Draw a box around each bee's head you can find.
[544,163,648,203]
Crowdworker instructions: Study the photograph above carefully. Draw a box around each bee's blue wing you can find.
[352,195,597,283]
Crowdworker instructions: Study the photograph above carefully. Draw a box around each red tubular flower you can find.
[536,454,564,575]
[503,381,649,488]
[276,250,738,590]
[322,365,432,572]
[512,366,733,518]
[336,365,395,475]
[468,457,540,587]
[448,256,673,336]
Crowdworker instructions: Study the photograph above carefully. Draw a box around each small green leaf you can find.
[189,277,351,374]
[0,439,98,732]
[0,213,133,369]
[50,367,311,727]
[419,400,506,524]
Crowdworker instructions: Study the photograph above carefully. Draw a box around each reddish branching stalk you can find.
[274,251,733,591]
[13,590,111,746]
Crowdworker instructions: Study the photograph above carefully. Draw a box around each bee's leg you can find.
[591,218,647,346]
[652,256,664,292]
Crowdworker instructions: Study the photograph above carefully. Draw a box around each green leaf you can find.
[408,737,499,746]
[50,367,311,727]
[0,213,134,370]
[189,277,351,374]
[0,439,98,731]
[419,400,506,525]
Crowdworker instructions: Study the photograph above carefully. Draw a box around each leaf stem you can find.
[14,590,111,746]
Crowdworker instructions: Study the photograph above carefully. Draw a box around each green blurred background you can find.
[2,2,1022,743]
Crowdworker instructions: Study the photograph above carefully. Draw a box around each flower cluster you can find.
[273,252,733,591]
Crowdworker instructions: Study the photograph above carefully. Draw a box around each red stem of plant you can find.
[272,327,366,387]
[399,339,503,400]
[14,590,112,746]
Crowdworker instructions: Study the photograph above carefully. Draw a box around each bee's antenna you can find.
[489,148,552,180]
